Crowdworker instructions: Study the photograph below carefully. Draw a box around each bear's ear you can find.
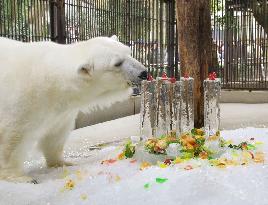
[110,35,119,42]
[77,65,93,78]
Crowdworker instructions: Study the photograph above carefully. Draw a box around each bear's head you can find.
[73,36,147,108]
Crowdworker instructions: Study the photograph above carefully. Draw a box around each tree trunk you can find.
[242,0,268,35]
[176,0,213,128]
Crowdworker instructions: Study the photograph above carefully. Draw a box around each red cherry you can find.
[248,151,254,159]
[170,77,176,83]
[208,72,217,80]
[184,72,189,78]
[162,72,168,79]
[147,74,154,81]
[164,159,172,165]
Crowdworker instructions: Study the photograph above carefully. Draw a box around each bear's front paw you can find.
[47,160,74,168]
[0,174,38,184]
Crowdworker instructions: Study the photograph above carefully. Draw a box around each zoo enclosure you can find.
[0,0,267,90]
[0,0,178,79]
[212,0,268,90]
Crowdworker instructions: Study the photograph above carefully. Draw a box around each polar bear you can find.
[0,35,147,183]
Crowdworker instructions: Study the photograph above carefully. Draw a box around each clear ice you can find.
[140,80,158,140]
[140,79,183,139]
[204,78,221,136]
[172,81,182,136]
[155,79,172,137]
[180,77,194,133]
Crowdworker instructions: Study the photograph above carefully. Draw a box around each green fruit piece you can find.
[155,178,168,184]
[247,144,256,150]
[144,183,150,189]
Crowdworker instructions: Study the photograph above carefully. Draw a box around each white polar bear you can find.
[0,35,147,183]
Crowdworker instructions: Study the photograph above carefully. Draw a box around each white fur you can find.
[0,36,146,183]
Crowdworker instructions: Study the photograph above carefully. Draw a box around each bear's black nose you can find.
[138,71,148,80]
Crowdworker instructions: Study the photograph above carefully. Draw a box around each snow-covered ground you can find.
[0,127,267,205]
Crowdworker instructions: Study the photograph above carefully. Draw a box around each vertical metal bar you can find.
[253,2,257,87]
[140,0,144,65]
[30,0,35,41]
[140,0,143,63]
[18,0,21,41]
[12,0,16,39]
[140,0,143,62]
[40,0,43,41]
[0,0,3,36]
[224,1,228,87]
[116,0,120,40]
[2,0,6,37]
[50,0,56,42]
[36,0,41,41]
[151,0,155,73]
[56,0,66,44]
[89,1,92,39]
[257,12,261,88]
[134,0,138,61]
[7,0,10,38]
[174,0,179,79]
[96,0,99,37]
[65,0,69,43]
[147,0,150,74]
[41,0,45,41]
[159,1,163,74]
[101,0,104,36]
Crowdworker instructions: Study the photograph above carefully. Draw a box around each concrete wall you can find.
[75,96,141,128]
[220,90,268,103]
[75,90,268,129]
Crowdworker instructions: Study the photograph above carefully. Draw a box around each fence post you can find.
[49,0,57,42]
[49,0,66,43]
[56,0,66,44]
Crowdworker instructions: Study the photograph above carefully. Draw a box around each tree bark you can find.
[176,0,213,128]
[240,0,268,35]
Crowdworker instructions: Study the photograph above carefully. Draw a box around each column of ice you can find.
[171,81,182,136]
[155,79,171,137]
[180,77,194,133]
[140,80,158,140]
[204,78,221,136]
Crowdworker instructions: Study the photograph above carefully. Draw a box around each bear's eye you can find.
[78,66,92,77]
[114,61,123,67]
[79,67,89,75]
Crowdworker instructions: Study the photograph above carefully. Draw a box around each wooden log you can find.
[176,0,213,127]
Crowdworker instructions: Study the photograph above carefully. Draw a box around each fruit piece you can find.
[117,153,125,160]
[144,183,150,189]
[184,165,193,170]
[64,179,75,190]
[208,72,217,80]
[254,152,265,163]
[184,72,189,78]
[170,77,176,83]
[199,151,208,159]
[162,72,168,79]
[101,159,117,164]
[164,159,172,165]
[196,129,205,136]
[156,178,168,183]
[173,157,183,164]
[140,161,151,170]
[147,74,154,81]
[181,135,197,150]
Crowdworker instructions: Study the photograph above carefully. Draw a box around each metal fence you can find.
[0,0,268,90]
[0,0,51,41]
[65,0,179,78]
[0,0,178,79]
[211,0,268,90]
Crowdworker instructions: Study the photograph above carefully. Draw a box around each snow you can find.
[0,127,268,205]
